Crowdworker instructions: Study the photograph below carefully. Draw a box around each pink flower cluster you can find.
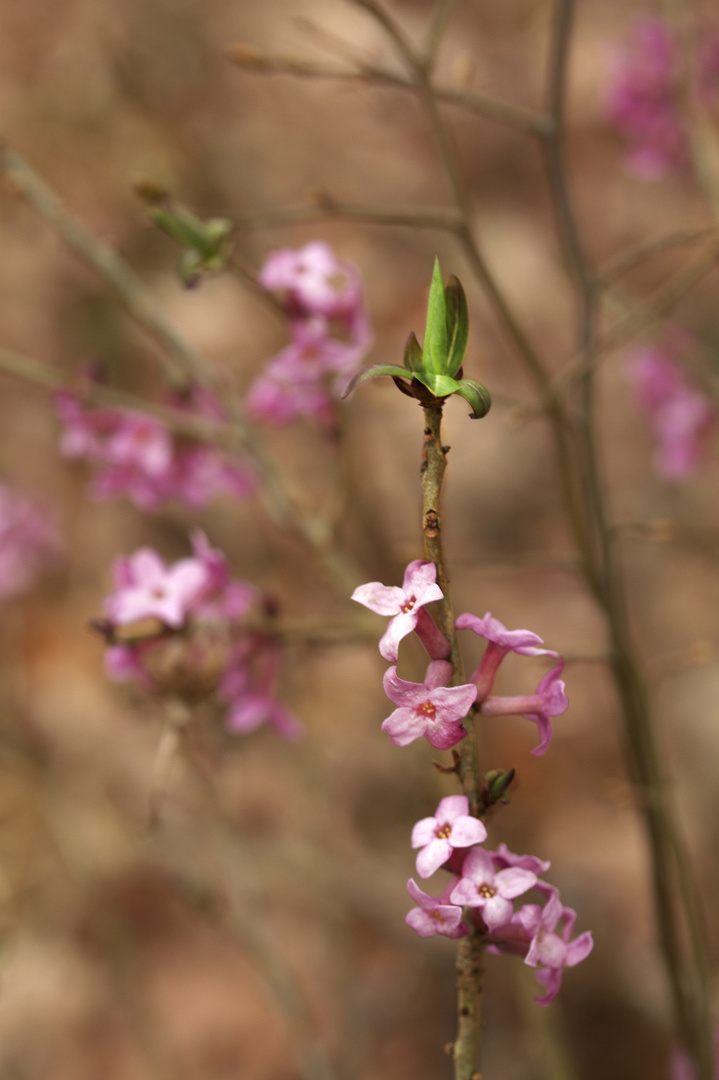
[100,531,301,740]
[627,346,715,479]
[56,385,255,510]
[352,561,568,755]
[405,796,594,1005]
[606,17,719,180]
[245,242,372,428]
[0,483,61,602]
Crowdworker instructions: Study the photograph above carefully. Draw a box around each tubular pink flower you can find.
[352,560,444,662]
[518,891,594,1006]
[493,843,551,877]
[456,611,557,701]
[450,847,537,932]
[405,878,469,939]
[381,661,476,750]
[480,660,567,755]
[411,795,487,878]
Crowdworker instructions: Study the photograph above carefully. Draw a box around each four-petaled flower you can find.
[480,660,568,756]
[405,878,469,939]
[104,548,210,628]
[352,560,445,662]
[450,846,537,931]
[382,660,477,749]
[518,890,594,1006]
[411,795,487,877]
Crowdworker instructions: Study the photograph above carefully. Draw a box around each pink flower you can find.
[0,484,61,602]
[411,795,487,878]
[605,17,688,179]
[518,891,594,1006]
[450,847,537,931]
[627,347,715,479]
[480,660,568,755]
[405,878,469,939]
[259,241,363,321]
[381,660,477,750]
[55,388,256,509]
[352,560,446,662]
[104,548,210,628]
[455,611,557,701]
[493,842,551,877]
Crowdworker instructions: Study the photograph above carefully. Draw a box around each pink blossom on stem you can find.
[450,846,537,932]
[627,347,715,479]
[104,548,210,628]
[55,388,256,509]
[480,660,568,755]
[411,795,487,878]
[518,890,594,1006]
[352,559,444,662]
[405,878,469,939]
[493,842,551,877]
[381,660,476,750]
[259,241,363,321]
[0,484,61,602]
[455,611,557,701]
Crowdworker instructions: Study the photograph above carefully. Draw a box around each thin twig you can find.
[238,200,461,232]
[597,225,716,286]
[0,140,202,390]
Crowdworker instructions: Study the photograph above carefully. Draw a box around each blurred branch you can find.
[229,44,549,136]
[597,225,716,286]
[239,199,461,231]
[422,0,464,71]
[0,140,202,391]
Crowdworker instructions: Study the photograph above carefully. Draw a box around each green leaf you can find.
[341,364,411,399]
[421,258,448,375]
[454,379,492,419]
[403,331,424,373]
[444,275,469,377]
[413,372,461,397]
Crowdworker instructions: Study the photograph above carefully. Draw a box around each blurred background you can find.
[1,0,719,1077]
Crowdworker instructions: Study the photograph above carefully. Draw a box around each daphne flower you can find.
[479,660,567,755]
[493,843,551,877]
[259,241,363,321]
[405,878,469,939]
[104,548,210,628]
[456,610,558,701]
[382,660,476,750]
[605,17,688,179]
[627,347,715,479]
[352,560,445,662]
[518,891,594,1006]
[0,484,61,602]
[411,795,487,878]
[450,846,537,931]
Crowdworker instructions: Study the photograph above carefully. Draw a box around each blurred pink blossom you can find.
[0,484,61,602]
[248,242,372,427]
[101,533,300,740]
[605,17,688,179]
[627,347,715,479]
[56,386,255,509]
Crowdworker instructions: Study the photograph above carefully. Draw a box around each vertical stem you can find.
[421,405,483,1080]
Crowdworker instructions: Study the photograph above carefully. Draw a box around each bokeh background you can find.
[1,1,719,1078]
